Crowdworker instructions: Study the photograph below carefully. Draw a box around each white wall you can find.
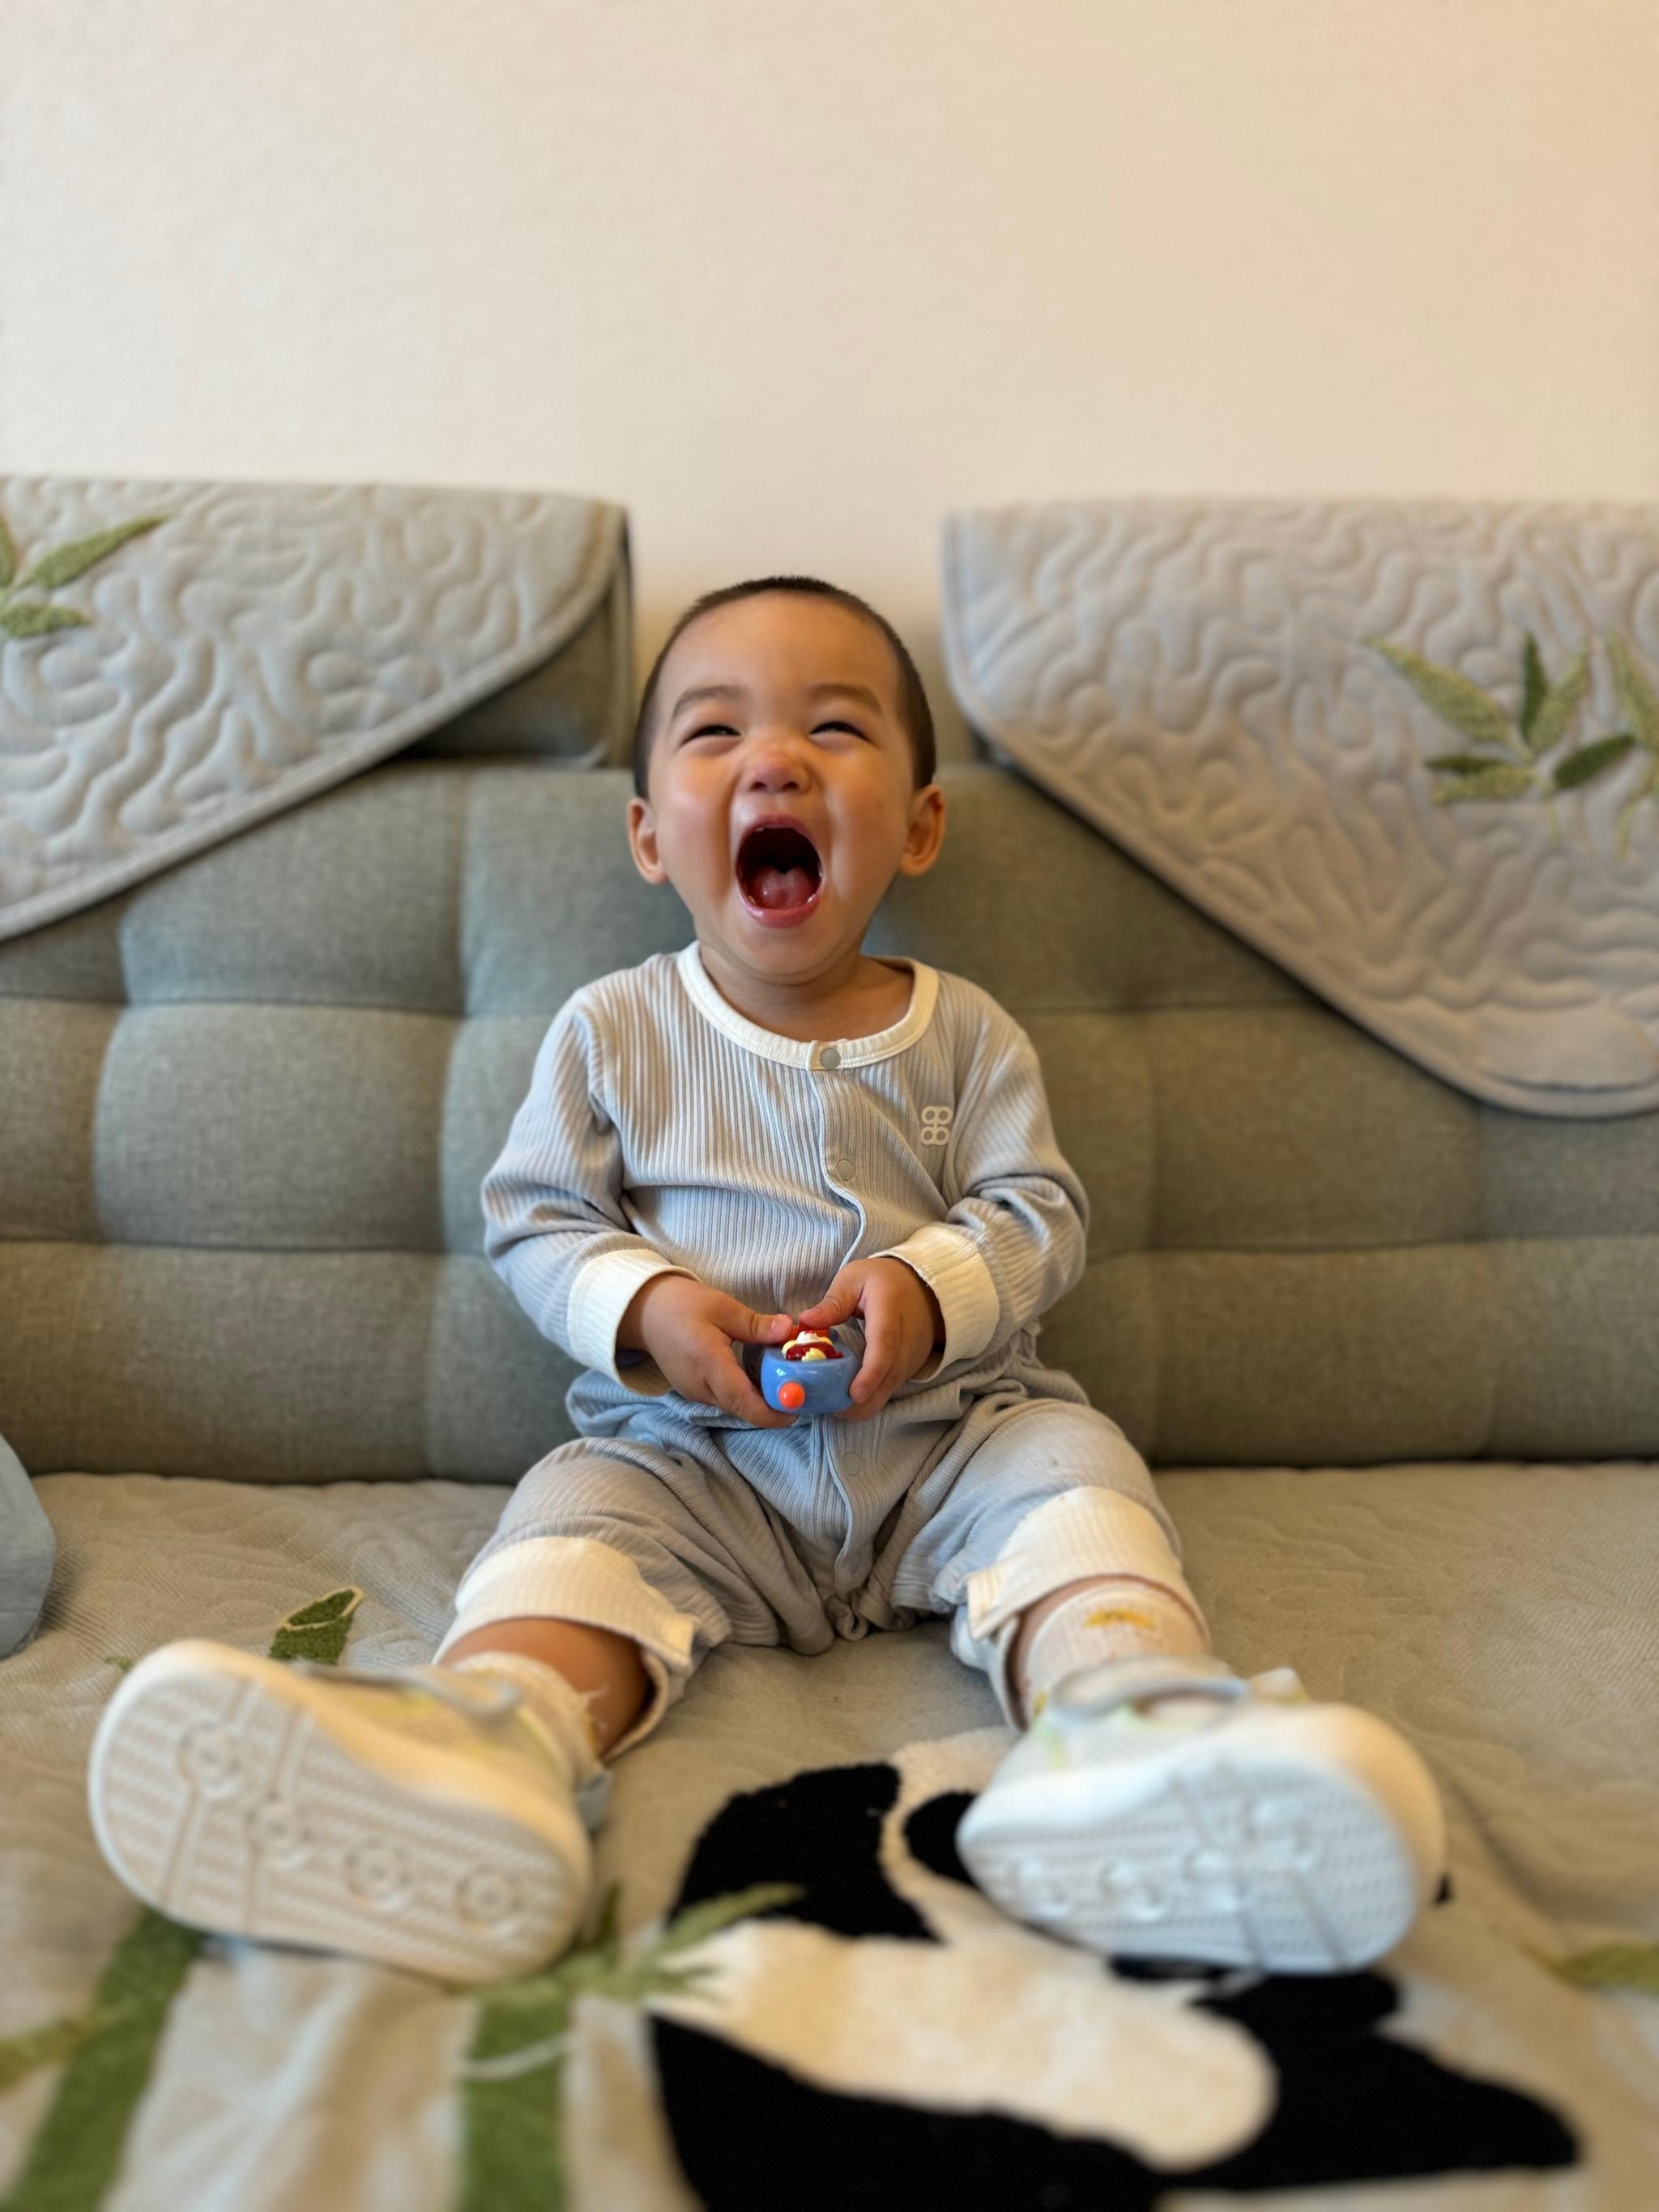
[3,0,1655,759]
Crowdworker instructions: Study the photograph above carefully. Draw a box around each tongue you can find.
[751,863,816,910]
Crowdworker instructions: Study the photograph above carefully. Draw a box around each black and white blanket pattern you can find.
[4,1475,1655,2212]
[647,1730,1576,2210]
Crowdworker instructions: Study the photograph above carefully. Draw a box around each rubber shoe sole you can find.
[88,1640,591,1985]
[956,1704,1445,1974]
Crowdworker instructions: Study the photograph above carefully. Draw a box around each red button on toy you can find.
[778,1380,807,1409]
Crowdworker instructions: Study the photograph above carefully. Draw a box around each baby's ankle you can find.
[1016,1576,1211,1723]
[450,1652,608,1821]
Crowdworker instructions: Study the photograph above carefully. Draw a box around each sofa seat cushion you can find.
[1,1467,1654,2208]
[1160,1463,1659,1937]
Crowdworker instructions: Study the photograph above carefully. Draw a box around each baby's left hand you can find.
[793,1258,945,1422]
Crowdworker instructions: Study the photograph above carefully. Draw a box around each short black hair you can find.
[632,575,936,801]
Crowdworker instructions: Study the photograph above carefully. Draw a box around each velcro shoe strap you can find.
[1050,1652,1244,1719]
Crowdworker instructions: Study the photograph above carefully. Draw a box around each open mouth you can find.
[736,824,824,916]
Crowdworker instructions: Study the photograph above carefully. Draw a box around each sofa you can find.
[2,485,1657,2212]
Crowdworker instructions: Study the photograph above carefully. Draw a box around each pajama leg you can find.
[436,1433,839,1754]
[883,1395,1209,1726]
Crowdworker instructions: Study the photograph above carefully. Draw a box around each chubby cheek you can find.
[655,817,732,901]
[825,832,898,903]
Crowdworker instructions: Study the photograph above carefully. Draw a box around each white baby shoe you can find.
[88,1639,595,1984]
[956,1654,1445,1974]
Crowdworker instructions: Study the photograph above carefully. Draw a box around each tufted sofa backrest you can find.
[3,761,1657,1481]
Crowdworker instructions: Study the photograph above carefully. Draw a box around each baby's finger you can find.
[741,1381,796,1427]
[710,1345,795,1428]
[848,1314,900,1403]
[723,1306,797,1346]
[838,1372,896,1421]
[795,1280,859,1329]
[838,1349,898,1421]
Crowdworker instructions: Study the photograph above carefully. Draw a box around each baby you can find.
[87,578,1445,1985]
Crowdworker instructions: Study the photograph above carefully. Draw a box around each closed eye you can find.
[684,721,867,741]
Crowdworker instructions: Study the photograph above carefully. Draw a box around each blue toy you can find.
[760,1328,858,1417]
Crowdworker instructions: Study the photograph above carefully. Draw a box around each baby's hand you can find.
[621,1274,800,1426]
[795,1258,944,1421]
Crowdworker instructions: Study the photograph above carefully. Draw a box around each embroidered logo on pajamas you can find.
[919,1106,953,1147]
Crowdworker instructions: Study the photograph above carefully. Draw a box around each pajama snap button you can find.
[819,1046,842,1069]
[828,1158,851,1181]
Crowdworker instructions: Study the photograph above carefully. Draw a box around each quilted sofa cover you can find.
[0,474,632,940]
[941,497,1659,1115]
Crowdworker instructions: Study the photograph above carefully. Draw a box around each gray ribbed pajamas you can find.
[441,942,1197,1745]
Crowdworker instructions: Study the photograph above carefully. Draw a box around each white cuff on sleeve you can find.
[566,1247,697,1396]
[873,1224,1000,1379]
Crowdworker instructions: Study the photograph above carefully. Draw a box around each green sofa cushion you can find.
[2,762,1657,1480]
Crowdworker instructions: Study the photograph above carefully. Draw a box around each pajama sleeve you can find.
[480,995,696,1397]
[872,998,1089,1383]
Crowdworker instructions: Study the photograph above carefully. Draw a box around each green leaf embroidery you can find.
[269,1584,365,1666]
[18,516,166,593]
[1618,759,1659,859]
[652,1882,801,1957]
[1606,633,1659,757]
[0,1908,205,2208]
[1553,733,1636,791]
[0,2012,99,2094]
[1536,1941,1659,1996]
[455,1882,801,2212]
[1431,765,1537,803]
[1526,646,1589,757]
[280,1588,362,1628]
[0,1586,364,2203]
[1425,752,1512,774]
[0,599,88,637]
[1369,640,1516,755]
[0,511,15,591]
[1374,625,1659,845]
[1520,631,1549,745]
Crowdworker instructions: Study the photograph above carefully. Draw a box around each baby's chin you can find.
[679,870,889,954]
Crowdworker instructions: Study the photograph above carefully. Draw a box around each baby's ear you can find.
[898,786,946,875]
[625,797,667,884]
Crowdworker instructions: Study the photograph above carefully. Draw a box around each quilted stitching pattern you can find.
[0,475,629,940]
[941,497,1659,1115]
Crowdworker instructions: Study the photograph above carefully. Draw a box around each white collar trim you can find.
[675,940,939,1068]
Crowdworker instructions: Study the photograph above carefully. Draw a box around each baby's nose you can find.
[747,752,813,796]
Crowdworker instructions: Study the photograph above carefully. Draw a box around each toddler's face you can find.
[626,594,944,994]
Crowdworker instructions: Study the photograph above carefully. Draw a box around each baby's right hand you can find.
[621,1275,800,1427]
